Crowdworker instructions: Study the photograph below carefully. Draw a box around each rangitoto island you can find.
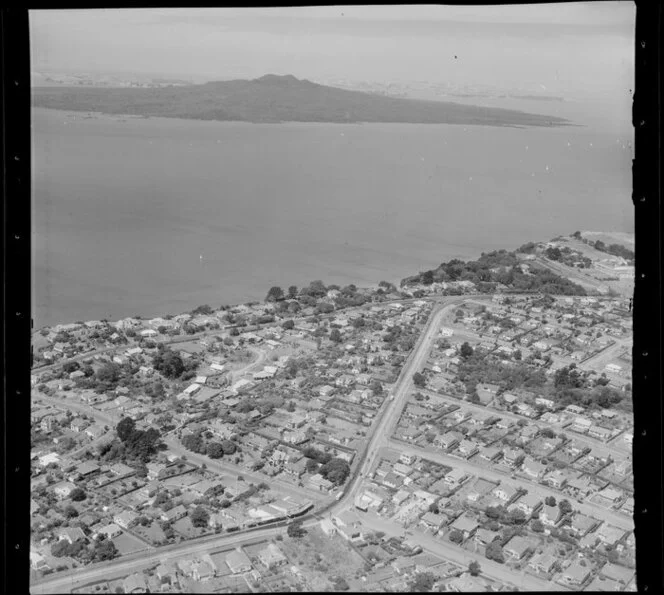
[30,231,634,594]
[31,74,572,127]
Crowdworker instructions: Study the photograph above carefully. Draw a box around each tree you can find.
[96,363,121,384]
[190,506,209,528]
[545,496,557,507]
[282,319,295,330]
[532,519,545,533]
[468,561,481,576]
[288,285,298,299]
[152,347,185,379]
[206,442,224,459]
[558,499,573,514]
[545,247,562,261]
[316,302,334,314]
[449,530,464,544]
[93,538,118,561]
[116,417,136,442]
[428,503,439,514]
[460,342,474,359]
[64,505,79,518]
[221,440,237,455]
[319,457,350,485]
[329,328,342,343]
[287,519,306,538]
[409,572,435,592]
[62,361,80,374]
[332,577,350,591]
[266,286,284,302]
[413,372,426,387]
[485,542,504,563]
[70,487,86,501]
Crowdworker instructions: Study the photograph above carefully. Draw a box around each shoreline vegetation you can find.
[34,232,632,334]
[31,74,571,128]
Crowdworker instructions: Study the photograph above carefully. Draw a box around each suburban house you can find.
[504,535,534,560]
[540,505,563,527]
[513,493,543,517]
[474,528,500,547]
[572,417,593,433]
[122,572,148,594]
[570,513,598,537]
[491,484,518,504]
[528,552,558,574]
[225,549,252,574]
[545,469,569,489]
[333,512,363,541]
[57,527,86,544]
[399,453,417,465]
[588,425,614,441]
[596,487,624,507]
[257,543,288,569]
[479,446,502,462]
[560,561,592,587]
[161,504,187,523]
[419,512,447,532]
[435,431,463,450]
[96,523,122,539]
[307,473,334,492]
[444,468,468,488]
[114,510,139,529]
[449,513,479,540]
[70,461,101,481]
[522,457,547,480]
[503,448,524,467]
[596,524,626,548]
[457,440,480,458]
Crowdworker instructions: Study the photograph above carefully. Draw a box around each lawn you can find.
[111,532,149,555]
[172,516,208,539]
[132,521,167,545]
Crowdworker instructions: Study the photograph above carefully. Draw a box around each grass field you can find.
[111,532,150,555]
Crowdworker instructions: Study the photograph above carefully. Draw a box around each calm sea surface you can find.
[32,105,633,328]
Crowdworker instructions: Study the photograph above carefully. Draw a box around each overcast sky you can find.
[31,3,634,98]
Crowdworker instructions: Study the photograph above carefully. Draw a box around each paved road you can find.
[418,387,629,459]
[32,296,427,374]
[383,440,633,531]
[162,437,321,504]
[578,337,631,370]
[29,519,318,594]
[343,508,564,591]
[332,297,467,516]
[34,394,120,426]
[227,347,266,382]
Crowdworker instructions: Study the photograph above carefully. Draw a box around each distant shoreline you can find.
[31,107,569,130]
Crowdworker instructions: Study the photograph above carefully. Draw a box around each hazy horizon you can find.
[31,4,634,98]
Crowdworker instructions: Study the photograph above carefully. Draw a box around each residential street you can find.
[162,437,323,504]
[418,387,629,459]
[383,440,633,530]
[340,508,566,591]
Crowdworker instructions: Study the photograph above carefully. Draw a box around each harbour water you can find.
[32,105,632,328]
